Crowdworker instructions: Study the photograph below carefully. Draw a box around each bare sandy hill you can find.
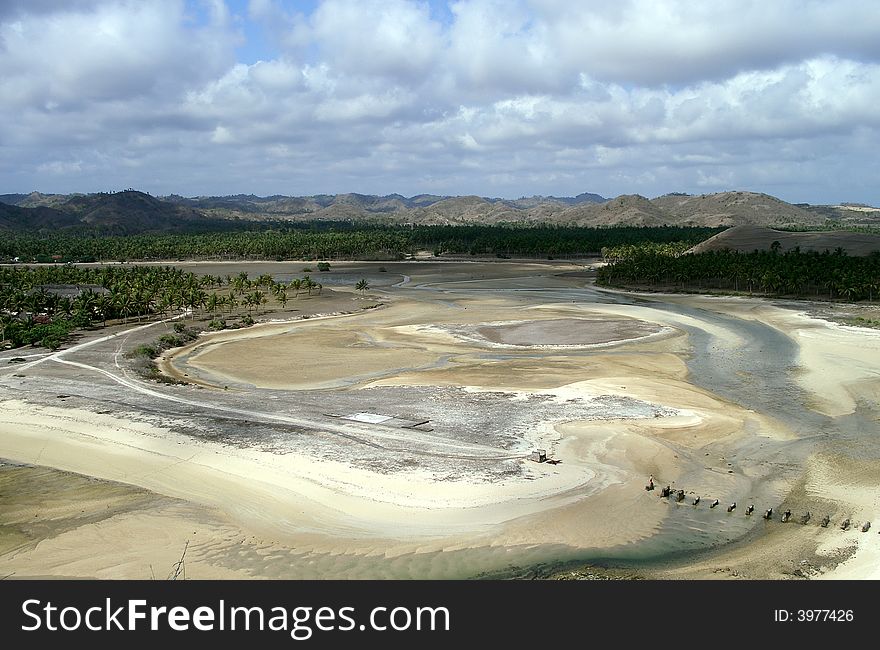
[561,194,669,226]
[652,191,823,227]
[4,189,863,230]
[688,225,880,256]
[549,191,822,228]
[410,196,522,224]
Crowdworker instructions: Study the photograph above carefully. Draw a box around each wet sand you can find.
[0,260,878,579]
[476,317,662,347]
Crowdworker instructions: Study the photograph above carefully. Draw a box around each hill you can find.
[0,202,79,231]
[1,189,875,233]
[563,194,670,226]
[0,191,220,234]
[0,194,31,206]
[687,225,880,256]
[651,191,823,227]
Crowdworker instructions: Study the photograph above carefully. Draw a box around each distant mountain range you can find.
[0,189,877,234]
[0,191,227,234]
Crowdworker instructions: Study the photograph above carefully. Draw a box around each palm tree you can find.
[95,294,113,325]
[245,291,266,314]
[132,289,152,321]
[277,292,288,309]
[156,292,173,320]
[186,288,207,320]
[206,292,221,318]
[257,273,274,292]
[866,279,880,302]
[0,314,12,344]
[355,279,370,294]
[117,292,134,323]
[232,272,248,296]
[72,289,98,322]
[840,283,859,302]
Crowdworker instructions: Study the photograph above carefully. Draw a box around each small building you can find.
[530,449,547,463]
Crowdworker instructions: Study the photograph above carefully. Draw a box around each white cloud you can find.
[0,1,236,108]
[1,0,879,204]
[37,159,86,175]
[311,0,442,79]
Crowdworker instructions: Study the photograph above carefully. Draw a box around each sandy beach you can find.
[1,260,878,579]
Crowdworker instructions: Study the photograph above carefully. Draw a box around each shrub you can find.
[127,344,158,359]
[40,336,62,351]
[158,334,183,348]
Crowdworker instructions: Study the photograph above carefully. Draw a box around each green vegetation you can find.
[0,224,726,350]
[127,324,201,384]
[0,224,724,262]
[597,249,880,301]
[0,264,336,350]
[838,316,880,329]
[777,221,880,235]
[600,241,695,260]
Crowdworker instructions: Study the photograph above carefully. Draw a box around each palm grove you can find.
[0,265,330,350]
[0,224,722,262]
[597,247,880,301]
[4,222,878,352]
[0,224,719,351]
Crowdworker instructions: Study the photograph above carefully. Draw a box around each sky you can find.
[1,0,879,204]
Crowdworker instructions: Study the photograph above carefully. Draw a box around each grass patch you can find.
[838,316,880,329]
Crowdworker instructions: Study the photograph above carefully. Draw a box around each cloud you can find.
[1,0,879,205]
[530,0,880,85]
[0,0,236,108]
[310,0,443,79]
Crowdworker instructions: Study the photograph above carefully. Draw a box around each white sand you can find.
[2,275,878,578]
[0,397,622,537]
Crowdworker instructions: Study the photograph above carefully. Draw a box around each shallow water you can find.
[8,261,873,578]
[365,275,869,575]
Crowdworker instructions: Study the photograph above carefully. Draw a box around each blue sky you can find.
[1,1,879,204]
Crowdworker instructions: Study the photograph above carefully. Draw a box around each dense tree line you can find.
[597,249,880,301]
[407,225,721,257]
[778,222,880,235]
[600,241,695,260]
[0,265,328,350]
[0,224,724,262]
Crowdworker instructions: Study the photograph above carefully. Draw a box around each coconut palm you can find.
[206,292,221,318]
